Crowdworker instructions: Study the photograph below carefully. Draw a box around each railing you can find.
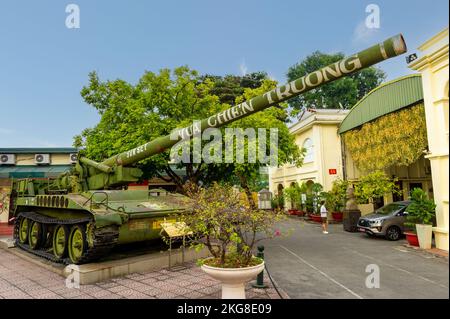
[83,191,110,211]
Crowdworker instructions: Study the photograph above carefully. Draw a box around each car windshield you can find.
[374,203,406,215]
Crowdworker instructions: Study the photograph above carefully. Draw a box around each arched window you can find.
[303,138,314,163]
[277,184,284,196]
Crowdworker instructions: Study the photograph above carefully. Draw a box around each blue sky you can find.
[0,0,448,147]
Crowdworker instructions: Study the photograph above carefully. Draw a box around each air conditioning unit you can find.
[69,153,78,164]
[0,154,15,165]
[35,154,50,165]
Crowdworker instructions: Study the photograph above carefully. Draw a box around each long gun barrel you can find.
[101,34,406,168]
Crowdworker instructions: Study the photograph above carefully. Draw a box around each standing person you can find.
[320,200,328,234]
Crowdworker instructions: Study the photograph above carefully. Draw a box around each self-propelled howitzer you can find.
[10,34,407,264]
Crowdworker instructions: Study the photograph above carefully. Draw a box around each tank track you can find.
[14,211,119,265]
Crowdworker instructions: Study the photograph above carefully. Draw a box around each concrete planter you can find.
[416,224,433,249]
[201,259,265,299]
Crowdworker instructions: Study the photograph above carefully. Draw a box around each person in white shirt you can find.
[320,200,328,234]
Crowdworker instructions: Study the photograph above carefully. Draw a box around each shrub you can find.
[175,183,286,268]
[405,188,436,231]
[354,171,399,205]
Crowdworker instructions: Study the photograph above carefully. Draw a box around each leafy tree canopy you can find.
[286,51,386,115]
[200,71,267,105]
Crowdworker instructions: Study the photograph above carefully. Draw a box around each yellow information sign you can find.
[152,219,176,229]
[160,221,192,238]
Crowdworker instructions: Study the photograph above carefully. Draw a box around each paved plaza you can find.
[0,246,288,299]
[263,218,449,299]
[1,218,448,299]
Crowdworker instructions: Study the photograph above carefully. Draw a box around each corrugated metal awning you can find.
[338,74,424,134]
[0,165,72,179]
[0,147,78,154]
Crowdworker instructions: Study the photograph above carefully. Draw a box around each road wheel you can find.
[53,225,69,259]
[18,217,29,244]
[68,225,87,264]
[28,221,44,249]
[386,226,401,241]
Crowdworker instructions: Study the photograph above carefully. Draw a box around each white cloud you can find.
[352,20,380,45]
[239,59,248,76]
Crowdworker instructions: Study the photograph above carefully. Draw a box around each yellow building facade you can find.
[269,109,349,197]
[409,27,449,251]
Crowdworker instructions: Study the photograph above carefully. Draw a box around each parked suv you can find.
[357,201,411,241]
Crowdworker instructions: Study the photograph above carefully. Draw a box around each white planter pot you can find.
[416,224,433,249]
[201,260,265,299]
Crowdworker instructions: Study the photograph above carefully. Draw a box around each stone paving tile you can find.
[115,289,144,298]
[71,294,95,299]
[107,285,130,293]
[132,284,157,294]
[95,293,125,299]
[141,288,165,297]
[140,277,158,285]
[97,281,119,289]
[58,289,86,299]
[0,249,288,299]
[125,292,151,299]
[175,280,197,287]
[132,274,150,281]
[121,281,149,290]
[185,291,206,299]
[87,289,117,298]
[149,280,171,289]
[164,286,193,295]
[140,272,161,278]
[155,292,178,299]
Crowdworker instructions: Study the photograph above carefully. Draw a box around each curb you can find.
[402,244,449,259]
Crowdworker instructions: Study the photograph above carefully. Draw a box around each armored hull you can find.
[13,186,190,264]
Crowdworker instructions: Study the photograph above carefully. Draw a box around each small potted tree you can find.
[308,183,323,223]
[354,171,400,210]
[405,188,436,249]
[329,179,348,221]
[297,182,308,217]
[178,183,285,299]
[271,194,285,211]
[284,183,301,215]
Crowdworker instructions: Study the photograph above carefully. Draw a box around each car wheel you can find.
[386,226,401,241]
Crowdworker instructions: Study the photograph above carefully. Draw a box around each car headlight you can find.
[369,219,383,226]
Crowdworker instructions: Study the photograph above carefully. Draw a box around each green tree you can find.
[226,79,304,206]
[201,71,267,105]
[405,188,436,230]
[323,179,349,212]
[354,171,399,207]
[286,51,385,114]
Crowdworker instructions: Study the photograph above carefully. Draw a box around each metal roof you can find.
[0,165,72,179]
[338,74,424,134]
[0,147,78,154]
